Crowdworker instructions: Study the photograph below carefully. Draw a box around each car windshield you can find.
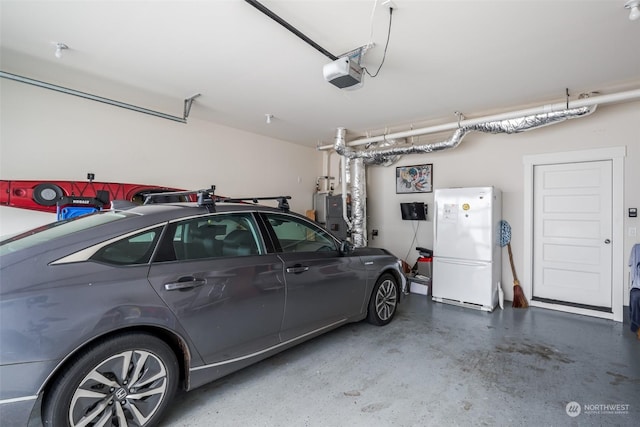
[0,211,135,256]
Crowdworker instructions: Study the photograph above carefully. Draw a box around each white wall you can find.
[2,77,638,308]
[363,101,640,304]
[0,78,322,219]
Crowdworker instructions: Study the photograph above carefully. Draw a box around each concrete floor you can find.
[162,294,640,427]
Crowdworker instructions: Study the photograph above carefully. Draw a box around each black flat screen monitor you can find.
[400,202,427,221]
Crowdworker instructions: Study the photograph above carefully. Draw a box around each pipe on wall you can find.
[337,105,596,165]
[318,88,640,150]
[350,157,367,248]
[333,102,601,246]
[335,128,354,231]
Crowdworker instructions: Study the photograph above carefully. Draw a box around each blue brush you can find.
[499,220,528,308]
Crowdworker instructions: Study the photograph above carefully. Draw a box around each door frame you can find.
[523,147,626,321]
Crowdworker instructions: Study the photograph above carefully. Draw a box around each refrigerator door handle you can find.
[433,201,438,248]
[436,258,489,267]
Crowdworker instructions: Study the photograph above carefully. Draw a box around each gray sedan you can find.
[0,192,405,426]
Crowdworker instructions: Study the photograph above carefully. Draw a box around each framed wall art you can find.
[396,164,433,193]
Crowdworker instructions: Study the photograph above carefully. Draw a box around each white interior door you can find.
[532,160,612,309]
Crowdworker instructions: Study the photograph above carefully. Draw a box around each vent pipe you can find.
[320,88,640,151]
[334,103,599,247]
[336,105,596,165]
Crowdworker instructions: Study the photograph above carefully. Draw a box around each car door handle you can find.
[164,277,206,291]
[286,265,309,274]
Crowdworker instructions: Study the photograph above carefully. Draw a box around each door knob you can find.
[604,239,611,244]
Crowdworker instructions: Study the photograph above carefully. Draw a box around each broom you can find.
[499,220,529,308]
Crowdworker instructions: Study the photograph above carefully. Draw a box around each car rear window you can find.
[0,211,134,256]
[90,227,163,265]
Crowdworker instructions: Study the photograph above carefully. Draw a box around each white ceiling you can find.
[1,0,639,148]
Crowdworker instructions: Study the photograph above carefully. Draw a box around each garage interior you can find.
[1,0,639,426]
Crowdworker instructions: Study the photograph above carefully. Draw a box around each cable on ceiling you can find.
[363,6,393,78]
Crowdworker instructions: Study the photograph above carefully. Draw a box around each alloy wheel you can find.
[375,279,397,321]
[69,349,168,427]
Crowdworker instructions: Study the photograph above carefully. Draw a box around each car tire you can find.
[366,273,398,326]
[42,332,179,427]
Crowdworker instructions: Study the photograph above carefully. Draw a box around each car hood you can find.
[352,246,398,258]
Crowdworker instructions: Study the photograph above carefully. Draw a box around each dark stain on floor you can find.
[495,341,574,364]
[606,371,640,386]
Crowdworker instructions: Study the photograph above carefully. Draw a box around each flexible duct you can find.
[336,105,595,164]
[334,104,597,247]
[351,157,367,247]
[320,88,640,150]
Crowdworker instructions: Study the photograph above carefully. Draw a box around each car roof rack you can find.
[144,186,217,212]
[219,196,291,212]
[143,186,291,212]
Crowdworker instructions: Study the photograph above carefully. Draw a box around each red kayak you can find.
[1,179,186,213]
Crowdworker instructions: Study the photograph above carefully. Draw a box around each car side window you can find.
[265,214,337,253]
[90,227,163,265]
[154,213,263,262]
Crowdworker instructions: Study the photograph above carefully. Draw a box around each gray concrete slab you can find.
[162,295,640,426]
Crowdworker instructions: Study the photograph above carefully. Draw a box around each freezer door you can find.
[432,257,496,309]
[434,187,495,262]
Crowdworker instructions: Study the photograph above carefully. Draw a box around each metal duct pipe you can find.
[335,128,354,231]
[318,88,640,150]
[333,103,598,247]
[338,105,596,163]
[351,158,367,247]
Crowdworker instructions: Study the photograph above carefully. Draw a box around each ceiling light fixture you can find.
[54,43,68,59]
[625,0,640,21]
[265,114,273,124]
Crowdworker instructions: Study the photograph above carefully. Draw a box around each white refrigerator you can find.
[432,187,502,311]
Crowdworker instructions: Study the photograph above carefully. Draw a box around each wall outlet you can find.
[629,227,637,237]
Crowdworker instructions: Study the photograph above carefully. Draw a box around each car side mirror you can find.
[339,240,353,256]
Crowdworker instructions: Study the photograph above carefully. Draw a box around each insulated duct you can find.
[320,88,640,150]
[337,128,353,232]
[351,157,367,247]
[334,104,597,247]
[336,105,596,165]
